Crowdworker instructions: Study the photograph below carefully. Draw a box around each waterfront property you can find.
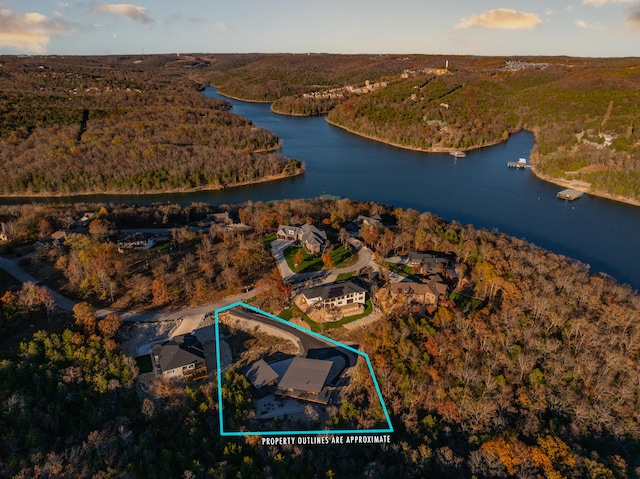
[507,158,529,168]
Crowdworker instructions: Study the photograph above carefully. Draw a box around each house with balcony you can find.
[152,333,208,381]
[300,280,367,309]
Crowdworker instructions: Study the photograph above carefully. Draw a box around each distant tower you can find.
[445,60,449,70]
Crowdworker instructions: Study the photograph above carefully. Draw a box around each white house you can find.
[300,280,367,309]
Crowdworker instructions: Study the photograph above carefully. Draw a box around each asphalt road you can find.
[226,305,333,355]
[0,255,257,322]
[0,233,374,325]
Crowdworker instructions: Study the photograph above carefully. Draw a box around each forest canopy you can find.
[0,55,301,196]
[1,197,640,477]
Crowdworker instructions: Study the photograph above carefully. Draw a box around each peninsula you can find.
[207,53,640,206]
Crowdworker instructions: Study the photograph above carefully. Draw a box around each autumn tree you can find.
[73,301,97,335]
[98,312,123,338]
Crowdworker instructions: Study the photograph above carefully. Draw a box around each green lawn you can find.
[262,233,277,250]
[335,272,354,281]
[383,261,422,282]
[301,299,373,332]
[449,291,486,313]
[284,242,354,274]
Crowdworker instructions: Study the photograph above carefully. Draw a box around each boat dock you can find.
[507,158,529,169]
[449,151,466,158]
[557,188,584,201]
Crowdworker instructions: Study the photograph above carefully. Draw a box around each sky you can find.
[0,1,639,57]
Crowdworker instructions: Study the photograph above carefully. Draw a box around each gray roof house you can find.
[277,223,328,254]
[244,359,279,389]
[275,357,333,404]
[300,280,367,308]
[389,276,448,305]
[152,333,208,381]
[407,252,450,276]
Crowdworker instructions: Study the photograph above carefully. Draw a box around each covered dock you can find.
[557,188,584,201]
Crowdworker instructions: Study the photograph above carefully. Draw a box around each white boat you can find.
[449,150,466,158]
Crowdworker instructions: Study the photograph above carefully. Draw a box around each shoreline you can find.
[529,167,640,208]
[324,117,504,153]
[326,118,640,208]
[0,168,304,200]
[212,88,272,104]
[207,87,640,209]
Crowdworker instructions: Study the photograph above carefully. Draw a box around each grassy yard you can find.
[300,299,373,332]
[335,272,354,281]
[383,261,422,282]
[262,233,277,250]
[284,242,354,274]
[449,291,486,313]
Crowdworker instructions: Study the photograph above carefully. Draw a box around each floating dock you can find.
[557,188,584,201]
[449,151,466,158]
[507,158,529,169]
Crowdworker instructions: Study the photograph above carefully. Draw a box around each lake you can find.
[3,87,638,289]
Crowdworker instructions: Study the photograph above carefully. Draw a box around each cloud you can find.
[0,7,75,53]
[626,4,640,30]
[455,9,542,30]
[575,18,605,29]
[583,0,634,5]
[89,3,154,25]
[206,22,227,32]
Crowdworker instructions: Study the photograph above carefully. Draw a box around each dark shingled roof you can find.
[277,357,332,393]
[244,359,279,388]
[300,281,366,302]
[152,333,205,373]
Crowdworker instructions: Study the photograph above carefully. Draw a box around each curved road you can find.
[0,234,373,325]
[0,256,256,322]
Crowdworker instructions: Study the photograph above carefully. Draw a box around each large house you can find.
[277,223,328,254]
[407,252,451,277]
[245,356,335,405]
[152,333,208,381]
[389,275,448,305]
[276,357,333,401]
[300,280,367,309]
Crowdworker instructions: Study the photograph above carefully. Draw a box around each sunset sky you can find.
[0,1,638,57]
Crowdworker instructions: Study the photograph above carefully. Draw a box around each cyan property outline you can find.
[214,302,394,437]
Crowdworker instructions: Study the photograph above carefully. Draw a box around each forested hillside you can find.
[1,198,639,477]
[0,55,301,195]
[204,54,640,203]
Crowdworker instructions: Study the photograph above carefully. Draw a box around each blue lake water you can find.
[4,87,638,289]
